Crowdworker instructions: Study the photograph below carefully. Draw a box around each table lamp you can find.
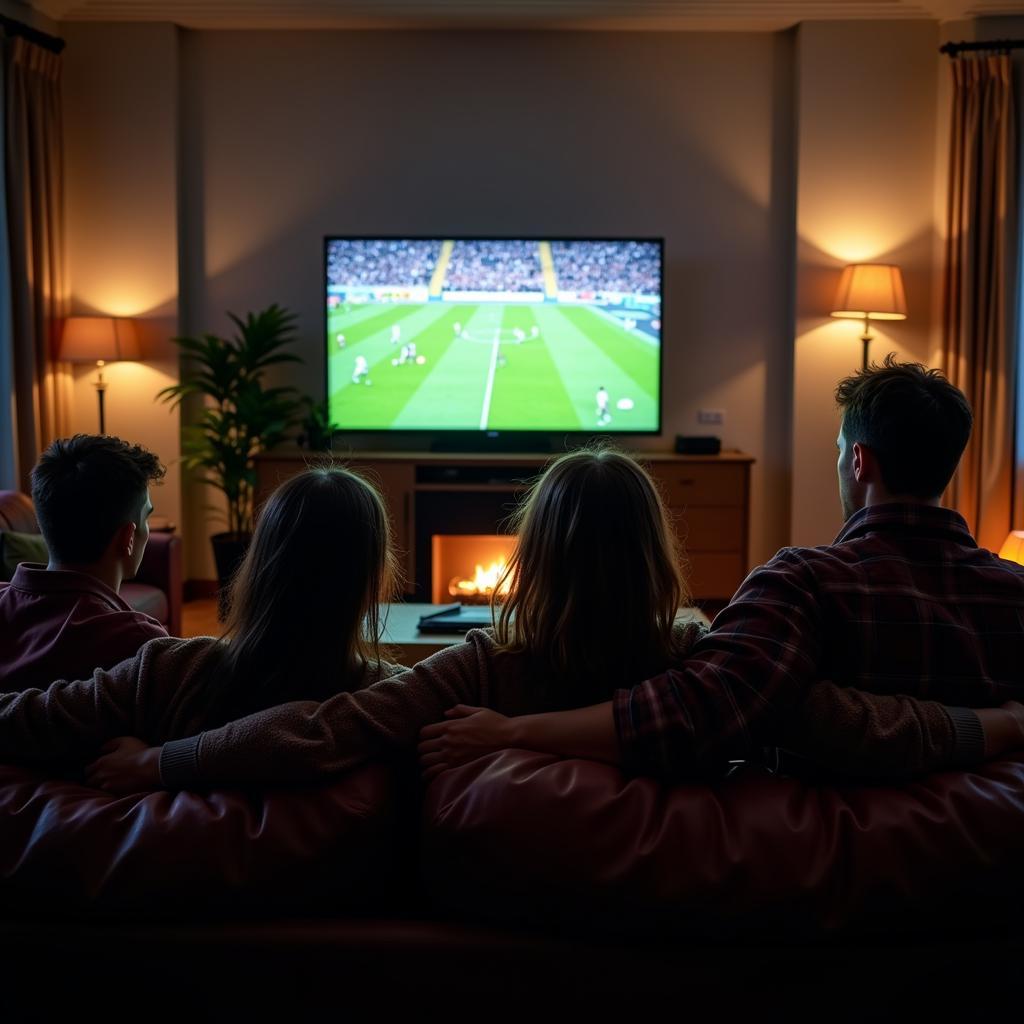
[998,531,1024,565]
[830,264,907,370]
[60,316,140,434]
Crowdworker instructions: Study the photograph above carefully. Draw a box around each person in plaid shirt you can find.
[418,357,1024,779]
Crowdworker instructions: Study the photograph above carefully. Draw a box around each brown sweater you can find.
[0,636,406,763]
[156,624,969,788]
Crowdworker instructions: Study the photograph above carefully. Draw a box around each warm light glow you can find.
[830,264,907,321]
[449,558,511,600]
[60,316,141,363]
[998,531,1024,565]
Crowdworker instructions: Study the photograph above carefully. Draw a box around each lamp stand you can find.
[860,316,873,372]
[94,360,108,434]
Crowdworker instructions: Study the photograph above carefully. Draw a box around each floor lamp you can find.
[60,317,140,434]
[830,264,907,370]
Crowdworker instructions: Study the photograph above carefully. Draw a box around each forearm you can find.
[0,670,136,761]
[506,701,619,763]
[977,703,1024,759]
[161,644,486,787]
[790,683,979,778]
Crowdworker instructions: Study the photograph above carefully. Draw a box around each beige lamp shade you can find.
[60,316,140,362]
[830,264,908,321]
[998,530,1024,565]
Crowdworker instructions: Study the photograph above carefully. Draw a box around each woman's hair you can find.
[208,466,399,723]
[494,445,687,708]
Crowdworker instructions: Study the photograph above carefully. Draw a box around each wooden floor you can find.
[181,598,222,638]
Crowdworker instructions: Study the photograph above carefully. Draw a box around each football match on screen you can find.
[325,238,662,433]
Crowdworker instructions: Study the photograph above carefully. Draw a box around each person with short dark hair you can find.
[0,435,168,689]
[410,357,1024,778]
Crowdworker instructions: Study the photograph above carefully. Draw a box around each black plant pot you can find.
[211,531,251,621]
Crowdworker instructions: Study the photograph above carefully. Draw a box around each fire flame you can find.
[449,558,511,600]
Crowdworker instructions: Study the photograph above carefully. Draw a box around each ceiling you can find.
[22,0,1024,31]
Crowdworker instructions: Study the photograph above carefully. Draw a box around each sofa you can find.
[0,490,182,636]
[1,748,1022,1014]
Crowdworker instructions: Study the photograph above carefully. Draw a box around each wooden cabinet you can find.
[255,450,753,602]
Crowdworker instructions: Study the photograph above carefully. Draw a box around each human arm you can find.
[787,683,1024,779]
[418,701,618,779]
[0,656,144,762]
[157,638,491,788]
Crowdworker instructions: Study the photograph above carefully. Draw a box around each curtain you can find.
[0,42,14,490]
[942,54,1017,553]
[3,35,70,493]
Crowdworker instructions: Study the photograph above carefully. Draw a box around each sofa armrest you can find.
[135,532,183,636]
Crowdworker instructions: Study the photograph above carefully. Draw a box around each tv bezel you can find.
[322,234,664,439]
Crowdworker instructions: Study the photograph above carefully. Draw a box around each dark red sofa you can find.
[1,750,1022,1012]
[0,490,182,636]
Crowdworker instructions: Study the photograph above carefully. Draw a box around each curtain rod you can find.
[940,38,1024,57]
[0,13,65,55]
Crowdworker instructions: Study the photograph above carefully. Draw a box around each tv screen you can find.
[325,237,662,434]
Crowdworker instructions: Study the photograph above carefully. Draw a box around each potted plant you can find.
[297,397,340,452]
[159,304,304,614]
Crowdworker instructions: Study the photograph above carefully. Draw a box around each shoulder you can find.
[133,635,224,675]
[671,616,708,655]
[365,659,411,683]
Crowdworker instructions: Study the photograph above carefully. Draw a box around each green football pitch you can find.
[326,302,659,432]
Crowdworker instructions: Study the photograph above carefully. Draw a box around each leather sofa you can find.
[0,750,1022,1012]
[0,490,182,636]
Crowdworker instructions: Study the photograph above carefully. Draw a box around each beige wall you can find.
[177,29,792,578]
[59,21,955,580]
[63,23,182,533]
[792,21,940,546]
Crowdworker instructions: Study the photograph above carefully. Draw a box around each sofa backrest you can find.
[420,751,1024,938]
[0,491,38,534]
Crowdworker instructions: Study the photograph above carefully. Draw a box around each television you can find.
[324,237,662,436]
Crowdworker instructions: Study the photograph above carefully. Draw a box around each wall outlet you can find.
[697,408,725,425]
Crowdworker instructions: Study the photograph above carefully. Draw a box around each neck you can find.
[862,485,941,509]
[47,560,122,594]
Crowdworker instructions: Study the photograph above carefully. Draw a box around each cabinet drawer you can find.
[685,552,747,600]
[673,506,744,552]
[652,464,746,507]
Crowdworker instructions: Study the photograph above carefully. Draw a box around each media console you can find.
[254,450,753,603]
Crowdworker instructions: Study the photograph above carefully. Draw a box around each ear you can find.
[851,441,874,483]
[119,521,138,558]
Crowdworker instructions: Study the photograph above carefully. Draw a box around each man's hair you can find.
[30,435,165,564]
[835,355,973,498]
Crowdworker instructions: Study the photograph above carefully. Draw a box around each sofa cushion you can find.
[420,751,1024,938]
[119,582,169,624]
[0,491,38,534]
[0,529,48,580]
[0,761,402,918]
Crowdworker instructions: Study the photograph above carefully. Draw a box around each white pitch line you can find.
[479,325,502,430]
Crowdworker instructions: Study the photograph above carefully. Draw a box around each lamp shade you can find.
[830,264,908,321]
[998,530,1024,565]
[60,316,140,363]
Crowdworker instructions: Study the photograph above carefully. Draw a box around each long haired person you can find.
[86,445,704,789]
[0,467,406,771]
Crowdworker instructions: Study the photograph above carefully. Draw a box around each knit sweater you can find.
[0,635,406,763]
[157,622,973,788]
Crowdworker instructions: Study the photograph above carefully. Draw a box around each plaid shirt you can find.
[614,503,1024,777]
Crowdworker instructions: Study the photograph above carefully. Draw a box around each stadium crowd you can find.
[327,240,442,287]
[443,240,543,293]
[551,241,660,295]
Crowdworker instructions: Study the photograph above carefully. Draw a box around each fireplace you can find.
[431,534,517,605]
[413,489,522,603]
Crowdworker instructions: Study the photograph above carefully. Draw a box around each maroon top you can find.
[0,563,167,691]
[614,503,1024,777]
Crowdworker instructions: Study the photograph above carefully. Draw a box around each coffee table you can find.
[380,603,709,666]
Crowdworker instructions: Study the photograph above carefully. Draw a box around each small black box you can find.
[675,435,721,455]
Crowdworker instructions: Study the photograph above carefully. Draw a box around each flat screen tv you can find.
[324,237,662,435]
